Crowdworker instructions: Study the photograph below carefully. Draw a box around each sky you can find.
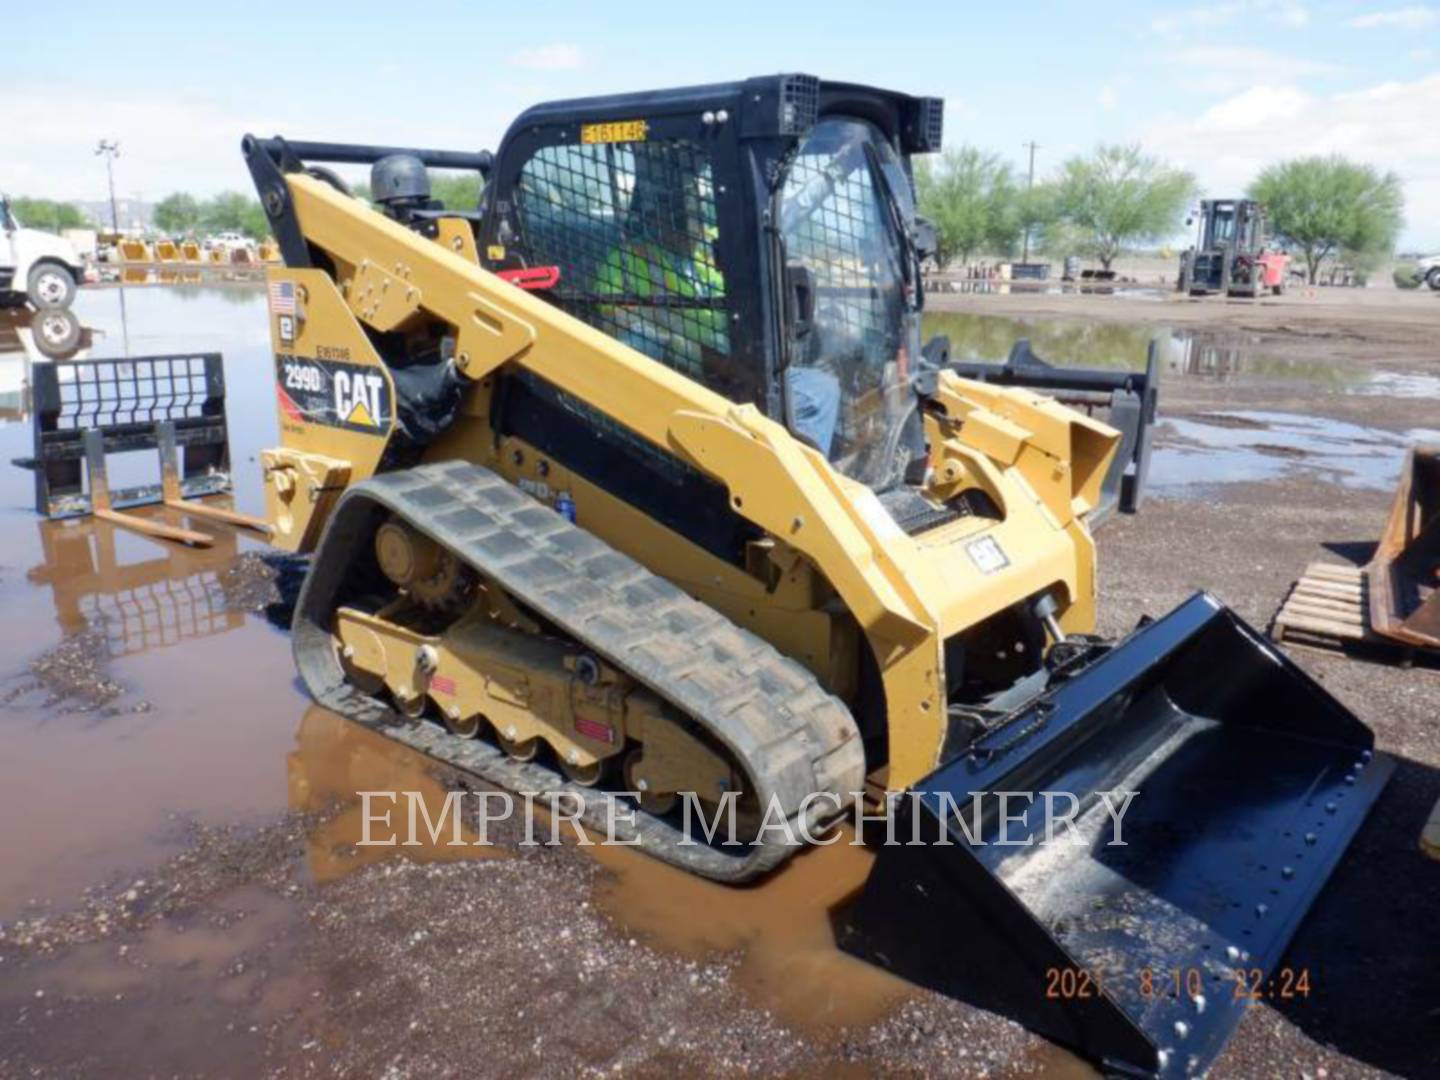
[6,0,1440,247]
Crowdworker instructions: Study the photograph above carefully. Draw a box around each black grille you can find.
[779,75,820,135]
[514,139,729,383]
[914,98,944,153]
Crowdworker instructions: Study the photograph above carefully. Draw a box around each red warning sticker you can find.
[574,716,616,744]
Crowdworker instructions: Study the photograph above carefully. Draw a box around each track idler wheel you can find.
[496,729,540,762]
[444,708,484,739]
[560,755,611,788]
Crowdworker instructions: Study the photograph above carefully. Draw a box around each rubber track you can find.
[291,461,866,882]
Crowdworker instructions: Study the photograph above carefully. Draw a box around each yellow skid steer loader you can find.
[243,74,1389,1078]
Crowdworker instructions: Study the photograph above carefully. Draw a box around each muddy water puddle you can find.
[588,820,907,1031]
[0,286,295,916]
[923,309,1438,497]
[0,883,320,1076]
[923,309,1365,386]
[1151,411,1440,494]
[288,703,907,1033]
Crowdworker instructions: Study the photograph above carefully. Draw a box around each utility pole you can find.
[1021,141,1039,263]
[95,140,120,232]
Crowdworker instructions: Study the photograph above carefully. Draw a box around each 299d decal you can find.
[276,354,392,434]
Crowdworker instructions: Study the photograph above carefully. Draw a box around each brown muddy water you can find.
[0,285,1426,1075]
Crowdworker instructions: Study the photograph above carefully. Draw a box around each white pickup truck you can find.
[1415,254,1440,291]
[1,196,86,309]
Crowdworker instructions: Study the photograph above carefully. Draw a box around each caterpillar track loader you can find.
[244,74,1389,1078]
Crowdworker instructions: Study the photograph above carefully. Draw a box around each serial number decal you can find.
[581,119,649,144]
[966,535,1010,575]
[276,354,392,434]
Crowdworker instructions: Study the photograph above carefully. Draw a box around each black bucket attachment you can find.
[839,593,1392,1078]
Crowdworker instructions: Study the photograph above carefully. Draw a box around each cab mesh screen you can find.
[780,155,893,370]
[515,140,729,382]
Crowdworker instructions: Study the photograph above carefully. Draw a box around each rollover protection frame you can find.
[840,593,1393,1078]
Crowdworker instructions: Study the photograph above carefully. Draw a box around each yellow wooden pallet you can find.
[1272,562,1371,645]
[1271,561,1433,664]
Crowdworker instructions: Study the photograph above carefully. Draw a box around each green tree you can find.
[352,171,482,211]
[1054,144,1195,270]
[1249,156,1404,284]
[430,172,483,212]
[200,192,271,239]
[9,197,89,232]
[915,148,1020,267]
[153,192,203,235]
[1015,182,1061,261]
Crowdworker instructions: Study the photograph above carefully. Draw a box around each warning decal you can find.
[276,354,393,434]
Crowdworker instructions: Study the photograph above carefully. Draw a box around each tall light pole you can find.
[1021,140,1040,263]
[95,140,120,232]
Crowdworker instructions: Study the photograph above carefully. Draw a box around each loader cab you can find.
[1196,198,1263,254]
[478,75,941,490]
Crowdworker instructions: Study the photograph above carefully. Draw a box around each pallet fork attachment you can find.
[943,338,1159,524]
[11,354,269,547]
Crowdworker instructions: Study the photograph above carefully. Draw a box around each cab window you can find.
[514,140,731,390]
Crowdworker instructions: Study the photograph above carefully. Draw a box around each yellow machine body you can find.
[260,174,1116,790]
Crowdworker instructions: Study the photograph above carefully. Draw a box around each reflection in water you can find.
[0,308,98,422]
[100,267,265,294]
[588,818,910,1031]
[287,707,508,883]
[25,516,243,654]
[1152,410,1440,493]
[284,704,907,1033]
[922,311,1361,386]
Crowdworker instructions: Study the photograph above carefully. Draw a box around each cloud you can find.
[1350,6,1438,29]
[1149,0,1309,36]
[1144,73,1440,246]
[1,93,285,202]
[0,85,521,205]
[1097,85,1118,110]
[1158,46,1342,91]
[509,43,584,71]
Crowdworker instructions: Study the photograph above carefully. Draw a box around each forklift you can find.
[1178,198,1289,298]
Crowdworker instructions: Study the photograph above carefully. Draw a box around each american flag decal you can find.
[268,279,296,316]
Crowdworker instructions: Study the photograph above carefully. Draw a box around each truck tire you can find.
[28,262,76,309]
[1428,267,1440,291]
[34,309,83,357]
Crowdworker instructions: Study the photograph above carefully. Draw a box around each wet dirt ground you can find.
[0,283,1437,1078]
